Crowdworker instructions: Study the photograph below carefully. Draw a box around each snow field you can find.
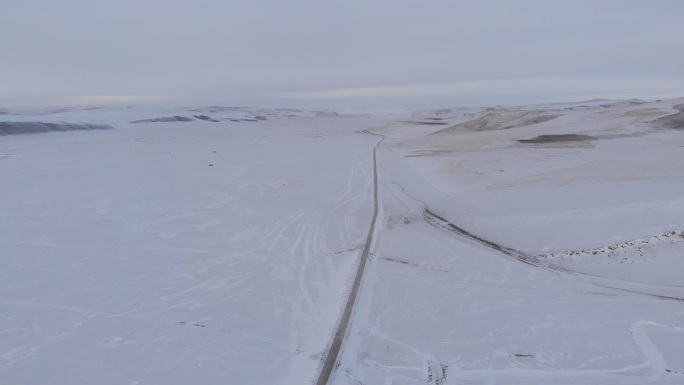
[0,112,391,385]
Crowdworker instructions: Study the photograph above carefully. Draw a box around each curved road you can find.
[315,131,384,385]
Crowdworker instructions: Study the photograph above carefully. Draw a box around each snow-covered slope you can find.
[379,98,684,250]
[332,98,684,385]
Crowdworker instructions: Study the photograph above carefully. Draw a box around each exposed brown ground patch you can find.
[653,104,684,129]
[435,110,561,134]
[518,134,596,144]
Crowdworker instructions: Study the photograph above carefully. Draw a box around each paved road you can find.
[315,132,384,385]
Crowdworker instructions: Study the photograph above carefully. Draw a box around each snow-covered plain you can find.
[2,99,684,384]
[1,107,388,384]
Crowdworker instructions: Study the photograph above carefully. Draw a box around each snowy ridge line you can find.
[314,133,384,385]
[539,230,684,259]
[130,116,194,123]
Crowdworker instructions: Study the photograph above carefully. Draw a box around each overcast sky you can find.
[2,0,683,109]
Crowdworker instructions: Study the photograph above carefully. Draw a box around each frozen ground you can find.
[2,99,684,385]
[0,107,391,384]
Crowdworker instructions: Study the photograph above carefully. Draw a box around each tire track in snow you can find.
[423,208,545,269]
[423,208,684,302]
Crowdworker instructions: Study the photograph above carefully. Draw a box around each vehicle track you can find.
[423,208,684,302]
[423,208,545,269]
[315,131,384,385]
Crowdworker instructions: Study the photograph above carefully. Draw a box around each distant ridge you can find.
[131,116,193,123]
[0,121,113,136]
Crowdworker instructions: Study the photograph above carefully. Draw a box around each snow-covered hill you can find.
[337,98,684,385]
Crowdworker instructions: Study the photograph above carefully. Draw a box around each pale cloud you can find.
[61,94,168,105]
[1,0,682,108]
[281,77,684,106]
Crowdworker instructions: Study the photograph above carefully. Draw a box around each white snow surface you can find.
[2,99,684,385]
[335,98,684,385]
[1,108,393,384]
